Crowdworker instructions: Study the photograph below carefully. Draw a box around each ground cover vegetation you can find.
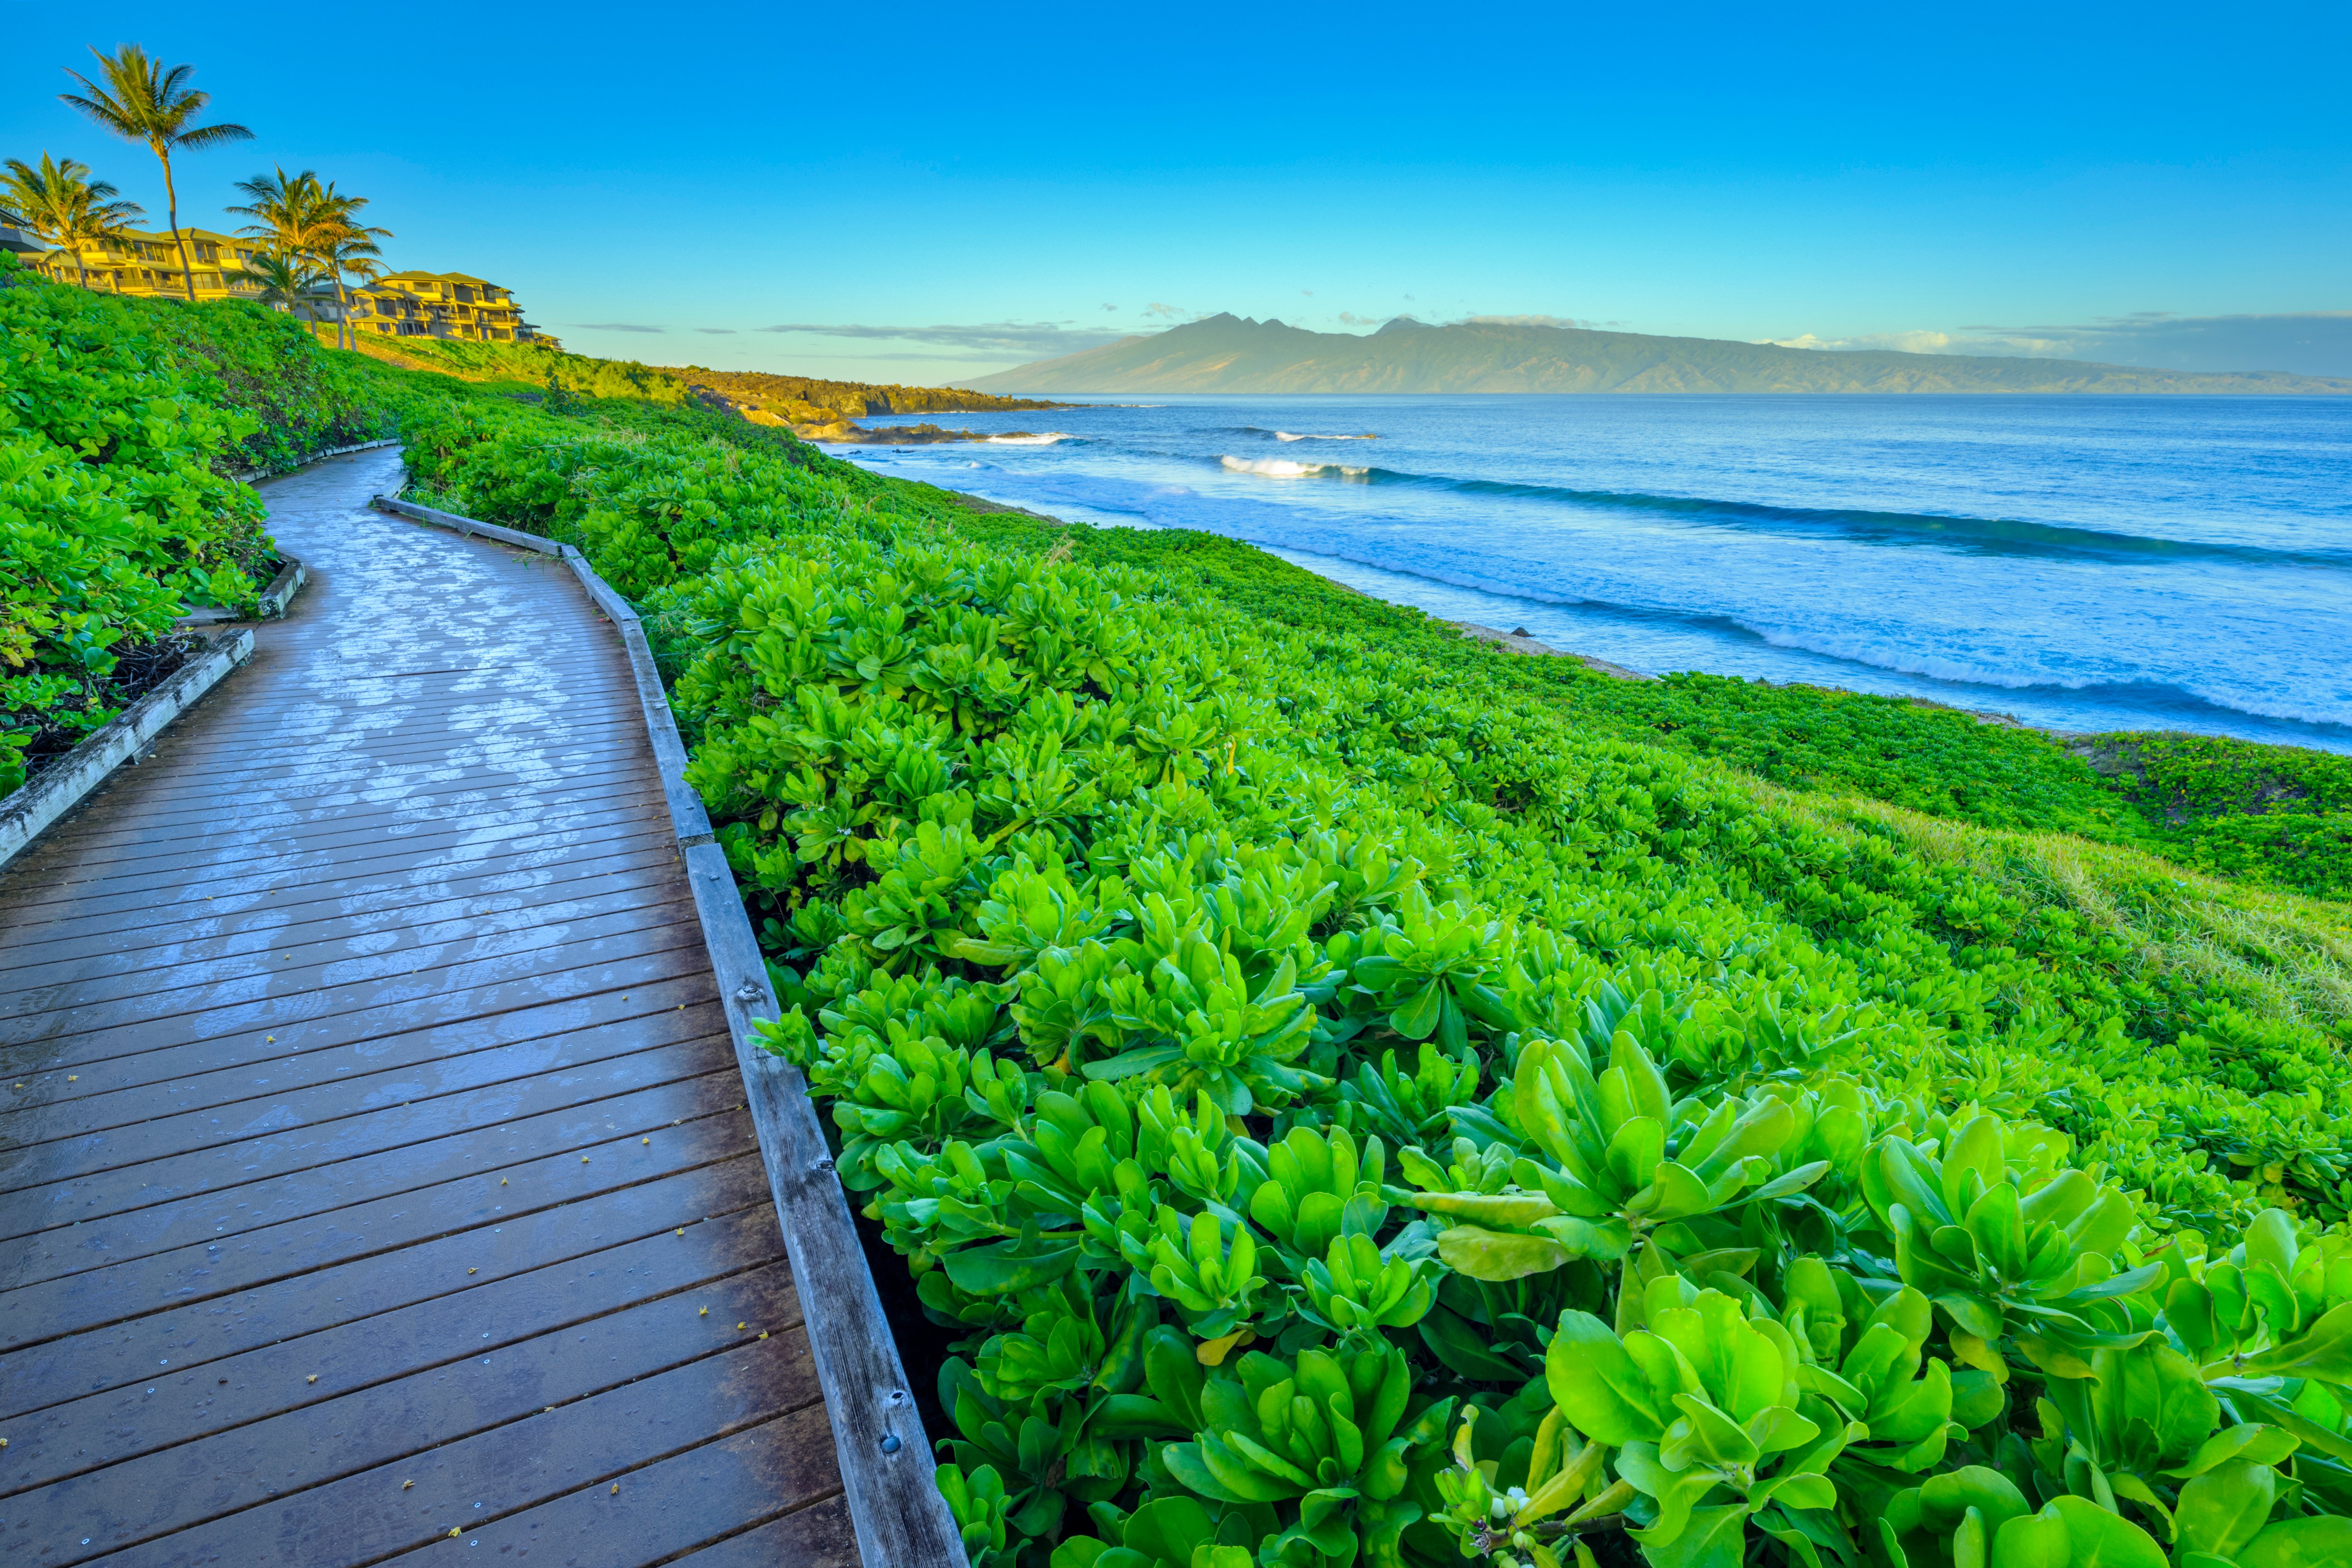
[22,280,2352,1568]
[657,366,1070,425]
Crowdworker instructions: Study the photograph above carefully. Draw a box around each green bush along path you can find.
[10,259,2352,1568]
[0,255,385,790]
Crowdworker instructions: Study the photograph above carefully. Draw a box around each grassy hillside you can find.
[664,365,1069,428]
[340,332,1068,433]
[28,280,2352,1568]
[969,311,2352,394]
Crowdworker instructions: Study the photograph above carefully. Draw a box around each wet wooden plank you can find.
[0,972,719,1142]
[0,856,685,997]
[4,938,714,1076]
[0,794,678,912]
[17,1266,803,1552]
[10,1224,797,1495]
[3,1089,753,1313]
[668,1495,863,1568]
[0,451,862,1566]
[0,1031,733,1223]
[0,817,681,933]
[75,1330,822,1568]
[20,749,662,855]
[0,895,700,1034]
[381,1415,853,1568]
[5,1155,778,1420]
[11,766,666,877]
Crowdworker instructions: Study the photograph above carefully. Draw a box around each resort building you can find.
[24,226,272,300]
[15,232,552,345]
[1,207,43,255]
[346,270,553,344]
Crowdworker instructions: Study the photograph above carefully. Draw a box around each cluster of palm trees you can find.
[2,44,391,348]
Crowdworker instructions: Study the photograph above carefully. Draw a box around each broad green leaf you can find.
[2165,1422,2300,1478]
[2043,1495,2168,1568]
[1190,1548,1255,1568]
[1616,1441,1725,1548]
[1637,1502,1753,1568]
[1546,1310,1669,1444]
[1663,1392,1760,1470]
[1991,1508,2072,1568]
[1436,1224,1569,1281]
[1917,1465,2031,1535]
[2175,1460,2278,1558]
[1122,1496,1215,1564]
[2234,1301,2352,1384]
[2239,1516,2352,1568]
[1637,1160,1714,1220]
[943,1239,1079,1295]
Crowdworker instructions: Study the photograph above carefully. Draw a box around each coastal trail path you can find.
[0,449,858,1567]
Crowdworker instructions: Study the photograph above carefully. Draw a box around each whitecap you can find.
[1274,431,1378,441]
[1222,456,1327,477]
[986,433,1073,445]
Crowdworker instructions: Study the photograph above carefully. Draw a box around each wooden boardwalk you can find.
[0,450,858,1567]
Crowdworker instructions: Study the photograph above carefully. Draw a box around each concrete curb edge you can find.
[0,627,255,871]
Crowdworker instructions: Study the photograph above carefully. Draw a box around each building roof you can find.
[377,270,506,288]
[94,226,255,247]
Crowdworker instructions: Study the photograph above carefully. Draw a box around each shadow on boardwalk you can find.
[0,449,857,1567]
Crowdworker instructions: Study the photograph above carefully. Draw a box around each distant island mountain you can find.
[963,314,2352,395]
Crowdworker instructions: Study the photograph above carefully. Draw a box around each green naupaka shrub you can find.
[0,266,277,791]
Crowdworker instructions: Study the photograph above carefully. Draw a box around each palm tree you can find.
[310,185,391,349]
[0,152,144,288]
[321,239,387,349]
[59,44,253,303]
[225,166,324,252]
[226,249,328,319]
[227,170,392,348]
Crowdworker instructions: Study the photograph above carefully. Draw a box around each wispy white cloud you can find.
[1764,329,1959,353]
[1459,313,1600,330]
[571,322,666,333]
[1336,311,1380,328]
[1142,302,1185,319]
[694,327,736,335]
[1761,312,2352,375]
[755,320,1123,357]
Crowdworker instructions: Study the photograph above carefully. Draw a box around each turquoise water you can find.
[826,394,2352,749]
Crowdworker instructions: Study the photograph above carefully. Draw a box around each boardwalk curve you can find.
[0,449,860,1566]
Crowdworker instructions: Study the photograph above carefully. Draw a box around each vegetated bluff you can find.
[28,263,2352,1568]
[964,313,2352,395]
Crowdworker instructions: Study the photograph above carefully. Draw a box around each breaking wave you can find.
[1219,455,1372,478]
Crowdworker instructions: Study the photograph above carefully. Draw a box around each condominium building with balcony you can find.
[25,226,271,299]
[1,206,44,255]
[348,271,551,344]
[17,230,554,347]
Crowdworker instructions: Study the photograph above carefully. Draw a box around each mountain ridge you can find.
[960,313,2352,394]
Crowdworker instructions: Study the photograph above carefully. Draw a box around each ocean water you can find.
[822,395,2352,750]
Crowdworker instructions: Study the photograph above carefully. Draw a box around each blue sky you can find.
[7,1,2349,380]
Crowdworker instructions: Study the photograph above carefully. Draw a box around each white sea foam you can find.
[1220,455,1371,478]
[986,433,1072,445]
[1274,431,1377,441]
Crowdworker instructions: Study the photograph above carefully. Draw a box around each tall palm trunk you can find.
[156,145,196,303]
